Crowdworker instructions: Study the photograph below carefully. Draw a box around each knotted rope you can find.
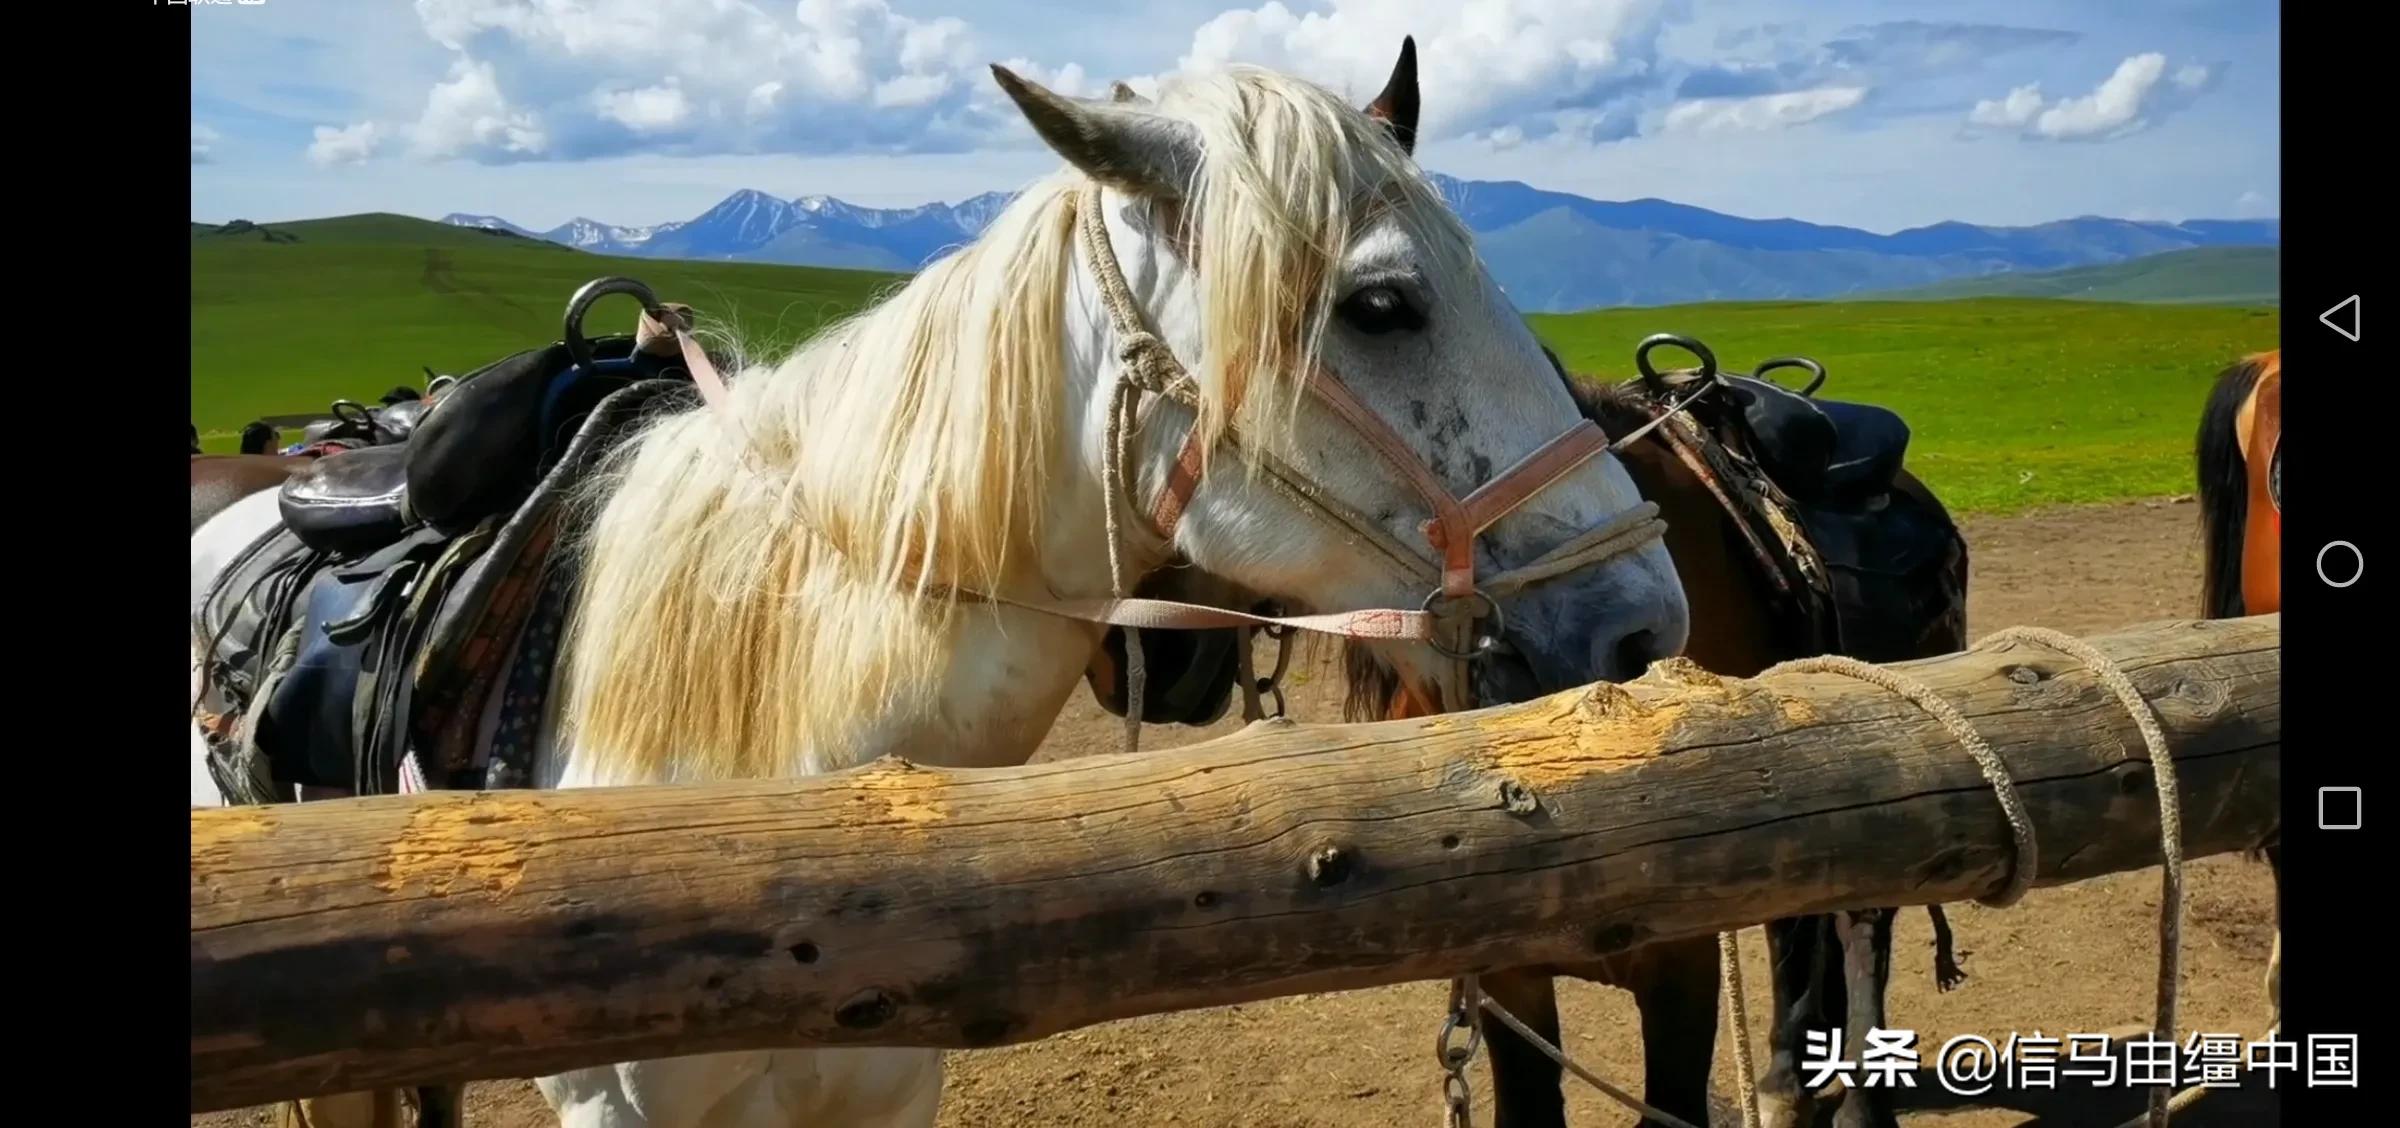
[1080,188,1206,758]
[1465,624,2191,1128]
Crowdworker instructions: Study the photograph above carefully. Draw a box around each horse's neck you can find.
[536,562,1113,790]
[1608,422,1783,677]
[538,214,1177,789]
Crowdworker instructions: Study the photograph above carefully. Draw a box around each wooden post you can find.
[191,615,2279,1112]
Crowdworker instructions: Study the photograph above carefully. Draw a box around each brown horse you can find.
[190,452,314,533]
[1086,346,1964,1127]
[2194,348,2281,1033]
[191,387,438,536]
[2198,350,2281,620]
[1334,363,1963,1128]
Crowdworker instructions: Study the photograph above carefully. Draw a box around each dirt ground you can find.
[197,497,2282,1127]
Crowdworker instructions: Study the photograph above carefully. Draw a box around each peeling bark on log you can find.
[190,614,2280,1112]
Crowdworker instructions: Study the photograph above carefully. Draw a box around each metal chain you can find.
[1437,976,1484,1128]
[1257,620,1295,719]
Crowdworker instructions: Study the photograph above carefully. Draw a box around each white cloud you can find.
[1965,53,2219,142]
[1662,86,1867,134]
[413,58,549,160]
[308,122,384,166]
[1162,0,1673,143]
[2034,52,2165,139]
[1968,84,2043,129]
[353,0,1686,165]
[596,82,693,133]
[292,0,2237,182]
[191,122,220,164]
[373,0,1004,163]
[873,73,951,109]
[745,81,784,118]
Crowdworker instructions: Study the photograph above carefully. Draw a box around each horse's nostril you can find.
[1614,629,1665,680]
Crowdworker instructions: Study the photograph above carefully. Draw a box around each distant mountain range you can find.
[444,187,1014,274]
[442,173,2279,313]
[1863,246,2278,305]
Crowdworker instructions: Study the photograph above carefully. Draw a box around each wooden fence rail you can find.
[191,614,2279,1112]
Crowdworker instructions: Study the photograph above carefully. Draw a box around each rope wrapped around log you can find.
[190,613,2280,1112]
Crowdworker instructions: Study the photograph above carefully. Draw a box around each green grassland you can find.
[1533,299,2278,512]
[193,214,2280,515]
[191,214,903,434]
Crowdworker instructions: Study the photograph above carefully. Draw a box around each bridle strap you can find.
[1150,426,1208,536]
[1299,370,1481,596]
[1083,183,1626,604]
[674,321,1448,640]
[668,182,1669,648]
[1449,419,1612,553]
[961,590,1427,639]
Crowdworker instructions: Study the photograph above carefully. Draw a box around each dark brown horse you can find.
[1337,365,1965,1128]
[2194,348,2282,1033]
[190,452,313,534]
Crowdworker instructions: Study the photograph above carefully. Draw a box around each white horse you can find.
[190,42,1692,1128]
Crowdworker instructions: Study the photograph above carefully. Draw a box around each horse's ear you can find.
[1109,81,1145,105]
[991,65,1198,199]
[1364,36,1420,154]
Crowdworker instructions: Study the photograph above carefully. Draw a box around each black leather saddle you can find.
[1635,336,1912,505]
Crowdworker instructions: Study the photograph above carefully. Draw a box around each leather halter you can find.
[1073,185,1665,651]
[1146,364,1623,603]
[663,184,1668,651]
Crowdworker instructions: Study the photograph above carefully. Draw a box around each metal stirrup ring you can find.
[564,276,673,372]
[1422,587,1503,661]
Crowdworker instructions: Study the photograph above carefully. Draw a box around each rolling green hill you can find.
[1534,298,2278,512]
[1859,246,2279,305]
[192,212,2280,514]
[191,213,903,437]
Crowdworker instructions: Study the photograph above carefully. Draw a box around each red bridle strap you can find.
[670,183,1662,646]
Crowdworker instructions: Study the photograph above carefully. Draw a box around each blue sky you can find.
[188,1,2280,234]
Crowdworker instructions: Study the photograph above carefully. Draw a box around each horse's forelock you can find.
[1161,66,1475,473]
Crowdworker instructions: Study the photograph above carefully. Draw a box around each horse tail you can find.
[2196,354,2264,620]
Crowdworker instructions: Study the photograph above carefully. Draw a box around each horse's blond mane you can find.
[558,64,1474,782]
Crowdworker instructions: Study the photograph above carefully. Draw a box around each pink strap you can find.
[680,329,734,413]
[1307,369,1480,597]
[669,328,1436,642]
[1456,420,1611,536]
[972,591,1431,640]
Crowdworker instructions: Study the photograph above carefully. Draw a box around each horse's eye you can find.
[1337,285,1424,335]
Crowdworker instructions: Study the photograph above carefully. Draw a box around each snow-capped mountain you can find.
[452,188,1032,272]
[445,212,671,255]
[546,217,670,253]
[444,182,2279,311]
[440,213,537,240]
